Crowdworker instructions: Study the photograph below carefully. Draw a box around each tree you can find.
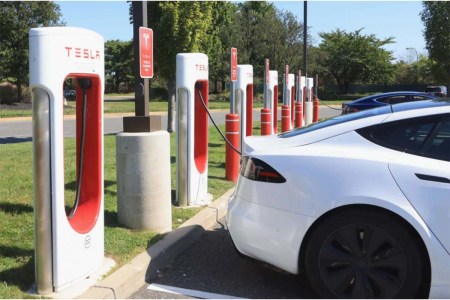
[394,55,433,85]
[0,2,63,102]
[420,1,450,90]
[318,29,395,94]
[142,1,217,131]
[207,2,236,93]
[104,40,134,93]
[234,2,281,74]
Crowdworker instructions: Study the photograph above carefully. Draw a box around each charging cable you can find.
[69,78,92,219]
[195,84,242,156]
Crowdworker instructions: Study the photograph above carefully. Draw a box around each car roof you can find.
[392,98,450,112]
[244,99,450,155]
[351,91,435,103]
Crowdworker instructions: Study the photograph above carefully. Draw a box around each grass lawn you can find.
[0,123,239,298]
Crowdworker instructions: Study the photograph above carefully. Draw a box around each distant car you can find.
[228,99,450,298]
[426,85,447,98]
[64,89,76,100]
[341,91,437,114]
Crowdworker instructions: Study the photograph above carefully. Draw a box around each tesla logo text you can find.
[65,47,101,60]
[195,64,208,72]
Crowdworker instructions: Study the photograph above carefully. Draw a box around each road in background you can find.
[0,107,341,143]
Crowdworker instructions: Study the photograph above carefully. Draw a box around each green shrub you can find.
[0,82,16,104]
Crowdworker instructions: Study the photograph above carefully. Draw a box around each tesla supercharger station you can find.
[30,27,106,295]
[288,74,295,126]
[176,53,211,207]
[235,65,253,149]
[269,71,278,134]
[282,70,294,133]
[304,77,314,125]
[295,75,306,128]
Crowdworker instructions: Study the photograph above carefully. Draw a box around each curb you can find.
[77,188,234,299]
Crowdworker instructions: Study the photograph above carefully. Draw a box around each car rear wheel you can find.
[304,208,428,298]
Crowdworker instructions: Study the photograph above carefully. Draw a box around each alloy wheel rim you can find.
[318,223,407,298]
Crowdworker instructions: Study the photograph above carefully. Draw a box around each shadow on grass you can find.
[209,161,226,169]
[0,202,33,214]
[0,246,35,292]
[64,180,116,195]
[0,137,32,144]
[208,143,224,148]
[104,210,128,229]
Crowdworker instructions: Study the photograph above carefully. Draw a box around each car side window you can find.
[388,96,408,105]
[414,96,432,101]
[377,97,390,104]
[422,117,450,161]
[357,115,450,161]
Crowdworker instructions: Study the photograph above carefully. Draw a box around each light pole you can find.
[406,47,419,62]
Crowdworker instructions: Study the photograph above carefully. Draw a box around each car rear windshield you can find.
[279,105,392,138]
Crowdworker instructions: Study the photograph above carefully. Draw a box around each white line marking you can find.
[147,283,243,299]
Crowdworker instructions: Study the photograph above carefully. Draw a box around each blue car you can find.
[341,91,437,114]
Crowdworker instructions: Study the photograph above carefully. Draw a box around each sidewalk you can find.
[77,188,235,299]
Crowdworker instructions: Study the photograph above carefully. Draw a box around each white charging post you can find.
[269,70,278,134]
[30,27,106,295]
[235,65,253,149]
[288,74,295,125]
[304,77,314,125]
[176,53,211,207]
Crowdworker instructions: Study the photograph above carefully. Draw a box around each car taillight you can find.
[240,156,286,183]
[350,107,359,112]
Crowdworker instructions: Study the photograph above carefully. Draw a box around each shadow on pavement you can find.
[140,224,318,299]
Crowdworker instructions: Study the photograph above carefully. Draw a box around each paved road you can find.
[0,107,341,144]
[131,218,318,299]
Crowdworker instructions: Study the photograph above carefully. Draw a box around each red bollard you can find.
[261,108,272,136]
[226,113,240,182]
[281,105,291,133]
[313,98,320,123]
[273,86,279,134]
[295,102,303,128]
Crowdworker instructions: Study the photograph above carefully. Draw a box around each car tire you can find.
[304,207,428,298]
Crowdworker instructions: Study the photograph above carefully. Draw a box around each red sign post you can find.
[231,47,238,82]
[139,27,153,78]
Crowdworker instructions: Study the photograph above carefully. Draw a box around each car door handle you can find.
[415,173,450,184]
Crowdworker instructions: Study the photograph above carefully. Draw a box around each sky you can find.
[56,1,427,62]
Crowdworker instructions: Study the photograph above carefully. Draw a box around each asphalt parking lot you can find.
[131,218,318,299]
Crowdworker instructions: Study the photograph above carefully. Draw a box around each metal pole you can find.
[263,59,269,108]
[303,1,308,79]
[132,1,149,117]
[230,81,235,114]
[315,74,318,98]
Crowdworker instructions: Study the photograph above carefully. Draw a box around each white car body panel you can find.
[228,101,450,298]
[389,153,450,254]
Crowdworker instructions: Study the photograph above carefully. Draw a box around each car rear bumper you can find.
[227,193,315,275]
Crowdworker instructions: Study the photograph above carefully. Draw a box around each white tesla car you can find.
[227,99,450,298]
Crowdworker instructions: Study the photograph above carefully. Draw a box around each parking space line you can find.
[147,283,243,299]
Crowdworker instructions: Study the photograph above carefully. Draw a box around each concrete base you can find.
[116,131,172,232]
